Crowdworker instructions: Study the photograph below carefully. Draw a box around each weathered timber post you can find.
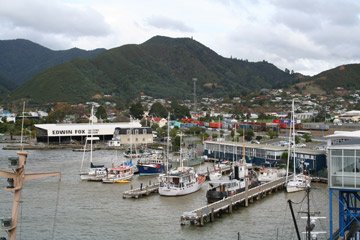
[210,208,214,222]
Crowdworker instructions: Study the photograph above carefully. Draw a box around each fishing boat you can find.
[206,163,259,203]
[102,165,134,184]
[286,99,311,193]
[257,167,286,183]
[80,106,107,182]
[137,115,170,176]
[136,152,169,175]
[206,134,259,203]
[158,166,206,196]
[158,120,206,196]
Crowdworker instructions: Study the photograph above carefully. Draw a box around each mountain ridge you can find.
[0,38,106,89]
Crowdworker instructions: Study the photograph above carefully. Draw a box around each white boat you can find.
[286,99,311,193]
[80,106,107,181]
[286,173,311,193]
[102,165,134,183]
[158,121,206,196]
[257,167,286,183]
[158,166,206,196]
[209,171,222,181]
[208,164,223,181]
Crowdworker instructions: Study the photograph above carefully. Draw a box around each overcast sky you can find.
[1,0,360,76]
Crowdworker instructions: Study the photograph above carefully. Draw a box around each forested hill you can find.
[0,39,105,89]
[10,36,297,104]
[311,64,360,92]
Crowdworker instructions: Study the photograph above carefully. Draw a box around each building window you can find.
[135,129,139,135]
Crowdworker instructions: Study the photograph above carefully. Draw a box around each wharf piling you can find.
[180,176,287,226]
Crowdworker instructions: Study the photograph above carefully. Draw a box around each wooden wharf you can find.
[122,181,159,199]
[180,176,287,226]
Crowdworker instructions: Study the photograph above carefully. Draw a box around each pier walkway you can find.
[180,176,287,226]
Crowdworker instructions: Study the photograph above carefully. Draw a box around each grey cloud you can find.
[272,0,360,27]
[0,0,111,37]
[146,16,194,32]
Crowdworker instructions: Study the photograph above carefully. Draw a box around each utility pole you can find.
[193,78,197,113]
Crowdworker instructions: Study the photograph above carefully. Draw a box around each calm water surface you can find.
[0,146,336,240]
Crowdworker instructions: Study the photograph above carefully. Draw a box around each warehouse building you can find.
[35,121,143,144]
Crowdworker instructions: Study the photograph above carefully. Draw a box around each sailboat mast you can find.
[292,99,296,179]
[180,132,183,168]
[166,113,170,173]
[90,106,94,163]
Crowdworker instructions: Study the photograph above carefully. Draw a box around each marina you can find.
[0,146,334,240]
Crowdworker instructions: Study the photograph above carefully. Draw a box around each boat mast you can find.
[166,112,170,174]
[90,105,94,164]
[180,131,183,168]
[292,99,296,180]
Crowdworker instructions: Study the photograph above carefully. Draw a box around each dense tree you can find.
[170,100,190,120]
[129,102,144,120]
[244,128,254,141]
[267,129,278,139]
[149,102,168,118]
[95,105,108,120]
[314,108,329,122]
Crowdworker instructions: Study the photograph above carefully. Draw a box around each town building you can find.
[326,130,360,239]
[35,121,142,144]
[108,127,153,147]
[203,140,326,172]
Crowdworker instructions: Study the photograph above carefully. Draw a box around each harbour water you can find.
[0,146,336,240]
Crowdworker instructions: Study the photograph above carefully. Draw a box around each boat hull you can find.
[102,175,133,184]
[159,182,202,196]
[137,164,166,175]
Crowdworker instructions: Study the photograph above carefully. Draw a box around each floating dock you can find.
[180,176,287,226]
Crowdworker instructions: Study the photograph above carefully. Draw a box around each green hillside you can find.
[0,39,105,89]
[311,64,360,92]
[10,36,297,104]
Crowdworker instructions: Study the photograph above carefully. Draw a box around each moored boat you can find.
[257,167,286,183]
[102,165,134,184]
[79,106,107,182]
[285,99,311,193]
[206,163,259,203]
[136,150,169,175]
[158,166,206,196]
